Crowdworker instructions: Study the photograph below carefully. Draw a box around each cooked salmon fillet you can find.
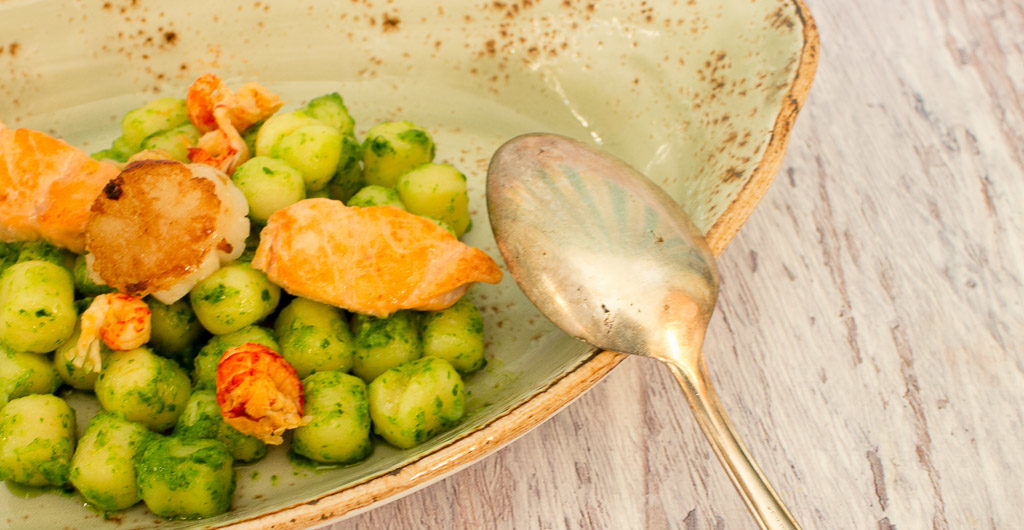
[253,199,502,317]
[0,124,120,252]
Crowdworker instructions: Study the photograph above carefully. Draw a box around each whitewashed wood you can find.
[327,0,1024,528]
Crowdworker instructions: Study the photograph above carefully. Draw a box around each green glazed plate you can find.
[0,0,817,527]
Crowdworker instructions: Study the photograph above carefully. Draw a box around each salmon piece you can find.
[253,198,503,317]
[0,124,119,252]
[36,165,121,253]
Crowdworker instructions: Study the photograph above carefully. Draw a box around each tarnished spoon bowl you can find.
[487,133,800,530]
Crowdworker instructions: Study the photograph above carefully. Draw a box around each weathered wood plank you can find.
[328,0,1024,527]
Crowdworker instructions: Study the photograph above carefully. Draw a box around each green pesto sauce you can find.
[0,242,17,272]
[4,480,74,498]
[468,314,484,335]
[197,284,239,305]
[355,317,396,349]
[137,438,232,492]
[368,137,394,157]
[74,297,94,314]
[79,488,120,513]
[287,447,371,472]
[16,241,68,267]
[287,451,344,473]
[396,129,430,148]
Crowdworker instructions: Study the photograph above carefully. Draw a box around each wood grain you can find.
[327,0,1024,527]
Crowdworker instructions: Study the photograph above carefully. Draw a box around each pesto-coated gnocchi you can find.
[69,412,151,512]
[327,134,364,203]
[120,97,190,152]
[146,297,205,369]
[0,347,61,408]
[135,435,236,519]
[175,389,267,463]
[95,347,192,431]
[272,123,344,192]
[2,83,499,523]
[352,311,422,383]
[347,185,406,210]
[230,156,307,225]
[302,92,355,137]
[275,297,355,378]
[292,371,372,464]
[139,123,201,163]
[396,163,472,237]
[361,121,435,188]
[254,110,321,158]
[0,394,76,486]
[367,356,465,449]
[72,253,114,297]
[189,262,281,335]
[421,298,487,373]
[53,325,105,391]
[0,260,77,353]
[16,240,74,269]
[0,242,18,274]
[97,135,135,163]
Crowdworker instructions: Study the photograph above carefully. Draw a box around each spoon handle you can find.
[663,355,800,530]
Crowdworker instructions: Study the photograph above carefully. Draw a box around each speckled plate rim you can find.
[220,2,820,527]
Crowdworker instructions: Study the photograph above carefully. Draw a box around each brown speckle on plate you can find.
[382,12,400,32]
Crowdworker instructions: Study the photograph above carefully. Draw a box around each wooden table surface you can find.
[329,0,1024,528]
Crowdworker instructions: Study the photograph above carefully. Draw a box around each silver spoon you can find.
[486,133,800,530]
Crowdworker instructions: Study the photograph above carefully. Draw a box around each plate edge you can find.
[219,1,822,525]
[705,0,821,257]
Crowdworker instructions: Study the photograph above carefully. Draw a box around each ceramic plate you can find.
[0,0,818,527]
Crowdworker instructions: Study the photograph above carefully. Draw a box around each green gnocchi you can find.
[0,394,77,486]
[352,311,422,383]
[3,83,499,523]
[421,298,487,373]
[367,356,466,449]
[292,371,372,464]
[396,163,472,237]
[95,347,192,431]
[134,435,235,519]
[146,296,205,369]
[189,262,281,335]
[175,389,267,463]
[361,121,435,188]
[274,297,355,378]
[0,347,61,407]
[0,260,77,353]
[70,412,150,512]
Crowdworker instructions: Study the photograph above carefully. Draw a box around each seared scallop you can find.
[85,159,249,303]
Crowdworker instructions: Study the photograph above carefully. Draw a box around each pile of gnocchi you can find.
[0,77,494,520]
